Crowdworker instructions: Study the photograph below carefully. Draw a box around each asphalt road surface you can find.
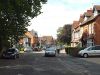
[0,50,100,75]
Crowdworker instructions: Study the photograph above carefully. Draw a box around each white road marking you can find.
[0,65,32,69]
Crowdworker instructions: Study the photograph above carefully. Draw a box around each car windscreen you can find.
[84,46,92,51]
[46,47,55,51]
[6,49,15,52]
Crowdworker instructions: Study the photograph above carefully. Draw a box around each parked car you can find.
[78,45,100,58]
[2,48,19,59]
[42,46,46,50]
[45,46,56,57]
[33,46,41,51]
[33,47,39,51]
[24,47,33,52]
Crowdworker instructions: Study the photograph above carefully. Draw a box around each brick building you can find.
[71,5,100,47]
[80,5,100,47]
[19,30,38,48]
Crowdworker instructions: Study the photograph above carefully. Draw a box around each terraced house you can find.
[71,5,100,47]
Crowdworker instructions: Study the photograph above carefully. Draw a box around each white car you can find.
[45,46,56,57]
[78,45,100,58]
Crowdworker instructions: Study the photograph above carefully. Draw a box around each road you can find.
[0,50,100,75]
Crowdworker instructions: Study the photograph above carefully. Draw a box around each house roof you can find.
[79,9,93,24]
[84,9,93,17]
[23,35,31,38]
[72,21,79,29]
[93,5,100,11]
[79,14,84,23]
[25,31,34,38]
[80,14,100,26]
[29,29,38,37]
[80,5,100,26]
[41,36,53,41]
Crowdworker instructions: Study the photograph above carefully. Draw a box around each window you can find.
[87,47,92,50]
[94,9,98,16]
[91,23,94,34]
[88,24,92,34]
[91,47,95,50]
[87,39,94,47]
[94,46,100,50]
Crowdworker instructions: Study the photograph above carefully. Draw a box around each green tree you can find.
[57,24,72,45]
[0,0,47,50]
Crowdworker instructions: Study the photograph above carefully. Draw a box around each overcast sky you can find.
[28,0,100,38]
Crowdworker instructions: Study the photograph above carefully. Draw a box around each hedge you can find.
[65,47,85,57]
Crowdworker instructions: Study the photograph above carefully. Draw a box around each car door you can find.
[87,46,95,56]
[93,46,100,56]
[89,46,98,56]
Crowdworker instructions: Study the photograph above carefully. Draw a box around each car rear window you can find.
[94,46,100,50]
[46,47,56,51]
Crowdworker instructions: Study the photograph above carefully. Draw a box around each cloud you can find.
[29,2,84,38]
[28,0,100,38]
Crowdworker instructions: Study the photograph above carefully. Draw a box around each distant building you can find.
[71,21,80,47]
[39,36,55,47]
[19,29,38,48]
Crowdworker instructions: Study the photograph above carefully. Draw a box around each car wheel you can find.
[13,55,16,59]
[17,55,19,58]
[54,55,56,57]
[83,53,88,58]
[45,54,47,57]
[54,53,56,57]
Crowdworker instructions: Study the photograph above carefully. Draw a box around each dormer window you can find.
[94,8,98,16]
[93,5,100,16]
[84,17,87,21]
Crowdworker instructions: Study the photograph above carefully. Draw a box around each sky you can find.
[28,0,100,38]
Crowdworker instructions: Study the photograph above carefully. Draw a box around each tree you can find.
[0,0,47,50]
[57,24,72,45]
[57,27,63,44]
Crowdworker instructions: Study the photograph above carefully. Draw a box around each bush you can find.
[65,47,85,57]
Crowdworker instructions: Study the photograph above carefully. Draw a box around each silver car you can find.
[78,45,100,58]
[45,46,56,57]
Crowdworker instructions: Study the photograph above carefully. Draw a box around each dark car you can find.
[2,48,19,59]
